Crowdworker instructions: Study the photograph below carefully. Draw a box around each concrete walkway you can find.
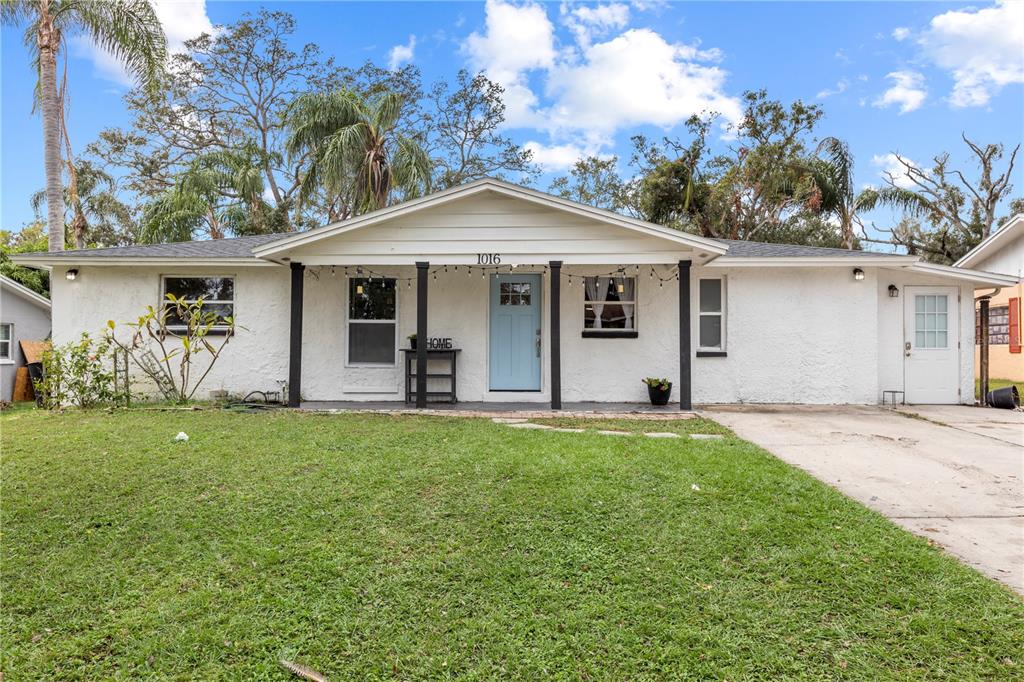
[705,404,1024,593]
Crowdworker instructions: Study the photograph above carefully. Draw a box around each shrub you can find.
[35,333,127,409]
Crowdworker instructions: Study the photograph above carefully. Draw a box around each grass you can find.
[528,415,730,435]
[976,377,1023,401]
[2,409,1022,680]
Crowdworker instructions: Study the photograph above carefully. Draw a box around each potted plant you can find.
[407,333,417,349]
[642,377,672,406]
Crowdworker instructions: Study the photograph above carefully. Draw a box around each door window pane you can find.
[914,295,949,348]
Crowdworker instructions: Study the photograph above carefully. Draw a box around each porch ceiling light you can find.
[852,268,865,281]
[888,284,899,298]
[65,268,78,281]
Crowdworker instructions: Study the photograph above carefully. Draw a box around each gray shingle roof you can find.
[18,233,288,259]
[711,239,901,258]
[16,233,903,261]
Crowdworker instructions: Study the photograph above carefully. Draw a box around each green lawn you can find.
[2,409,1021,679]
[976,377,1023,401]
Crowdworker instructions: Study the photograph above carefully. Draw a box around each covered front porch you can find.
[283,259,698,410]
[251,179,728,410]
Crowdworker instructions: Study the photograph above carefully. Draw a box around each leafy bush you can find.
[106,294,237,404]
[35,333,127,409]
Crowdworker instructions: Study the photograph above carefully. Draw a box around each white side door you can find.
[904,287,960,404]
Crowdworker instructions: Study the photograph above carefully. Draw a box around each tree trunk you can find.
[37,3,65,252]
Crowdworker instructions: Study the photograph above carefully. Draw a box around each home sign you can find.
[426,337,454,350]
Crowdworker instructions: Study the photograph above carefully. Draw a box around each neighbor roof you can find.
[953,214,1023,270]
[0,275,52,310]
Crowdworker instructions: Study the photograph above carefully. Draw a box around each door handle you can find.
[904,341,912,357]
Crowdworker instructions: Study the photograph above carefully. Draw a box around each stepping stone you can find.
[492,417,528,424]
[644,432,681,438]
[597,430,632,437]
[507,422,553,430]
[690,433,724,440]
[551,427,586,433]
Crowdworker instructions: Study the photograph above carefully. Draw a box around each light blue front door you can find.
[489,274,542,391]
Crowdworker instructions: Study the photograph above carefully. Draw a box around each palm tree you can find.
[31,160,133,248]
[808,136,862,249]
[286,90,432,219]
[140,144,281,243]
[2,0,166,252]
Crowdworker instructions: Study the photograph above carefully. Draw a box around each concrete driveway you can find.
[705,404,1024,593]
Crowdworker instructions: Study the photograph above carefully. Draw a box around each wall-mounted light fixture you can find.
[888,284,899,298]
[852,268,865,281]
[65,268,79,281]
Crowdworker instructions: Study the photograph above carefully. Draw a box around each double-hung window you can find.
[348,277,396,364]
[583,276,637,337]
[0,323,11,360]
[698,278,726,352]
[161,276,235,331]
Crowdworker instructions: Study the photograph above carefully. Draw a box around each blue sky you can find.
[2,0,1022,237]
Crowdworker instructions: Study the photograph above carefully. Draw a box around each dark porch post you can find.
[980,296,990,405]
[549,260,562,410]
[678,260,692,410]
[416,261,429,408]
[288,261,305,407]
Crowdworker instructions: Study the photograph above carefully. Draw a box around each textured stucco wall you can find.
[50,262,976,404]
[0,286,52,400]
[876,271,976,404]
[971,230,1024,279]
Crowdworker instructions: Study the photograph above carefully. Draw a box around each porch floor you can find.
[299,401,695,420]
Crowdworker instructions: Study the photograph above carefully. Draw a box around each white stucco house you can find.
[954,214,1024,383]
[0,275,52,401]
[12,179,1017,409]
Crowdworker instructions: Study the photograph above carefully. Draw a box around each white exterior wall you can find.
[48,261,975,405]
[50,265,291,399]
[969,229,1024,280]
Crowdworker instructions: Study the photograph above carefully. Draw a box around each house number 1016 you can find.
[476,253,501,264]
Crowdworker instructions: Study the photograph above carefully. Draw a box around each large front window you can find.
[161,276,234,329]
[348,278,396,364]
[583,276,636,334]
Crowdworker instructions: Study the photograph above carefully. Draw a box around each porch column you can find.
[416,261,429,408]
[980,297,990,405]
[288,261,305,408]
[678,260,692,411]
[549,260,562,410]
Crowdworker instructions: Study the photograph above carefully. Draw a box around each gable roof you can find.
[0,275,51,311]
[252,177,729,259]
[953,214,1024,269]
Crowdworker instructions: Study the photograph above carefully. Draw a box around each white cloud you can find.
[918,0,1024,107]
[816,78,849,99]
[524,141,591,170]
[388,35,416,70]
[463,0,557,126]
[463,0,740,154]
[891,27,910,41]
[873,70,927,114]
[871,153,923,189]
[545,29,742,136]
[74,0,215,87]
[561,3,630,47]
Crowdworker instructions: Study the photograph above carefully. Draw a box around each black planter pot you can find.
[409,338,417,350]
[648,383,672,406]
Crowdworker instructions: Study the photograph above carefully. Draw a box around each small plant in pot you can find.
[407,333,417,349]
[642,377,672,406]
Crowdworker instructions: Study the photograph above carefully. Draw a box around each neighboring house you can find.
[0,276,52,401]
[12,179,1017,408]
[954,214,1024,383]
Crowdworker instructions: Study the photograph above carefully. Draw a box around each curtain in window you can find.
[621,276,635,329]
[585,277,608,328]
